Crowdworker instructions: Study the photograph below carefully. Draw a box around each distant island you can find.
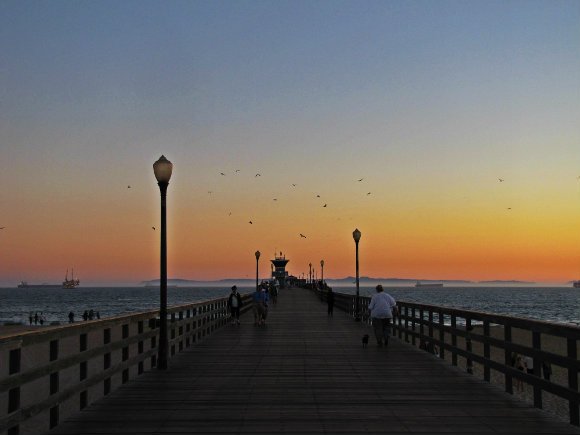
[140,277,535,287]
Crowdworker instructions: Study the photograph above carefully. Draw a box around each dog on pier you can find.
[362,334,369,348]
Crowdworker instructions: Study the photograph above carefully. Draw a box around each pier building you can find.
[270,251,289,288]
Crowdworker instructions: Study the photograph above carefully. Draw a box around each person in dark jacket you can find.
[227,285,243,325]
[327,288,335,317]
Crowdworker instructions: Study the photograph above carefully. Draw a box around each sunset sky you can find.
[1,1,579,286]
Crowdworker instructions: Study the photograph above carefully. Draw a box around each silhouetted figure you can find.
[82,310,88,321]
[227,285,242,325]
[542,361,552,381]
[34,312,39,325]
[68,311,75,323]
[327,288,334,317]
[29,312,33,325]
[88,309,94,320]
[96,311,100,320]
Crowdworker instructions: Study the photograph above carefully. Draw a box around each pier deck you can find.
[49,288,579,434]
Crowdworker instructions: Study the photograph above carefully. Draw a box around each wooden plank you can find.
[48,289,580,435]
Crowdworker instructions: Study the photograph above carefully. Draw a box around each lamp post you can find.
[255,251,261,291]
[153,155,173,370]
[309,263,312,287]
[353,228,361,321]
[320,259,325,301]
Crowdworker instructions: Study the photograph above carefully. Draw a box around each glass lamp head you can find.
[153,155,173,183]
[352,228,361,242]
[255,250,261,260]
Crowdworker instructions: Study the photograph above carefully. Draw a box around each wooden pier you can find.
[48,288,579,434]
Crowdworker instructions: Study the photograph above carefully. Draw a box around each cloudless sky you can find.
[1,0,579,285]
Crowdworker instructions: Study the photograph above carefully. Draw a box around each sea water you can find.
[0,286,579,326]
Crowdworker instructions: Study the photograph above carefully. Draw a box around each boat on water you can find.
[415,281,444,288]
[62,268,80,289]
[573,281,580,289]
[18,269,80,289]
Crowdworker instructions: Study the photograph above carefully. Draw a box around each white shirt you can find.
[368,292,396,319]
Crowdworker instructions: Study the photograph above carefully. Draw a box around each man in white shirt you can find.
[367,285,398,347]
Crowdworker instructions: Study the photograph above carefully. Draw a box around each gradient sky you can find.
[1,0,579,286]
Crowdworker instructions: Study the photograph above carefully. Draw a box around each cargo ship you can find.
[18,268,80,289]
[415,281,444,288]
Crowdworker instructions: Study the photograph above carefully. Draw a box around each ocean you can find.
[0,286,579,326]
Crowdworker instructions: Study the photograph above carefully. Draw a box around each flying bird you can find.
[0,227,5,229]
[316,194,320,198]
[152,226,156,230]
[300,233,307,238]
[323,204,327,207]
[291,184,296,187]
[357,178,364,182]
[255,173,261,177]
[367,192,371,195]
[249,221,253,224]
[220,172,226,176]
[228,212,232,216]
[127,185,131,188]
[498,178,504,182]
[273,198,277,201]
[235,169,240,172]
[507,208,512,210]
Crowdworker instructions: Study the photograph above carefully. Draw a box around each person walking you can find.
[68,311,75,323]
[28,312,33,325]
[367,284,398,347]
[252,286,265,326]
[327,288,335,317]
[227,285,243,325]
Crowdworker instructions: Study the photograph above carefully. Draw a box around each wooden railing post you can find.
[451,315,457,366]
[483,320,490,382]
[567,338,579,426]
[504,325,513,394]
[532,331,542,409]
[438,310,444,360]
[466,318,473,374]
[411,307,416,346]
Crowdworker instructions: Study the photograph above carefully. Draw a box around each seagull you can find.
[228,212,232,216]
[152,227,156,230]
[255,173,261,177]
[273,198,277,201]
[291,184,296,187]
[498,178,504,182]
[367,192,371,195]
[300,233,307,238]
[235,169,240,172]
[0,227,5,229]
[323,204,327,207]
[249,221,253,224]
[507,208,512,210]
[316,194,320,198]
[220,172,226,176]
[357,178,364,182]
[127,185,131,188]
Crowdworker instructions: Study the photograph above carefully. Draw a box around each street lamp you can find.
[309,263,312,287]
[153,155,173,370]
[353,228,361,321]
[320,259,325,301]
[255,251,261,291]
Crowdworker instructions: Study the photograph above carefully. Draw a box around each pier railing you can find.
[317,288,580,426]
[0,293,253,435]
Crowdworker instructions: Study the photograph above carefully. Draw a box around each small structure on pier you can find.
[271,251,289,288]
